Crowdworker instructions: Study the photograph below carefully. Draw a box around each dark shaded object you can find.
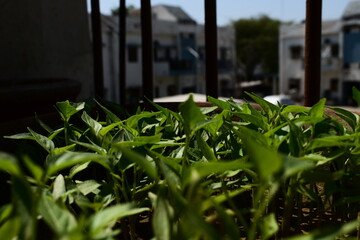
[119,0,126,105]
[205,0,219,98]
[141,0,154,101]
[0,78,81,121]
[91,0,105,99]
[304,0,322,106]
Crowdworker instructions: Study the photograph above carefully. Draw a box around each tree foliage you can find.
[233,15,281,81]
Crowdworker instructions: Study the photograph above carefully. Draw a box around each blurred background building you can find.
[279,0,360,105]
[98,4,236,104]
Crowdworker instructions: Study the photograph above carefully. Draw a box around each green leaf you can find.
[260,213,279,240]
[193,157,251,179]
[284,219,360,240]
[179,95,205,133]
[207,96,231,110]
[246,92,278,115]
[204,110,226,136]
[286,118,306,157]
[307,134,359,150]
[152,190,172,240]
[52,144,76,155]
[94,99,121,122]
[81,111,102,136]
[237,126,282,180]
[12,176,34,230]
[69,161,91,179]
[235,112,269,130]
[89,203,149,236]
[352,86,360,106]
[0,217,21,240]
[72,140,107,155]
[116,146,158,180]
[53,174,66,201]
[56,101,85,121]
[282,105,309,114]
[46,152,110,177]
[329,107,358,131]
[309,98,326,118]
[126,112,158,130]
[196,132,217,161]
[38,193,77,235]
[283,156,315,178]
[0,152,20,176]
[77,180,101,196]
[193,119,217,135]
[201,187,251,212]
[3,132,33,140]
[27,128,55,153]
[99,121,123,136]
[35,113,53,134]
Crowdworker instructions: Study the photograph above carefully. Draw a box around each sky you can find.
[87,0,356,26]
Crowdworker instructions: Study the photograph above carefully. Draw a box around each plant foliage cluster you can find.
[2,90,360,239]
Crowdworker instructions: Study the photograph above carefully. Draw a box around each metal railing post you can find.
[141,0,154,101]
[304,0,322,106]
[90,0,105,99]
[119,0,126,105]
[205,0,219,98]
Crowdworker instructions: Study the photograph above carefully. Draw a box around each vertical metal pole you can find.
[304,0,322,106]
[90,0,105,99]
[119,0,126,105]
[205,0,218,98]
[141,0,154,101]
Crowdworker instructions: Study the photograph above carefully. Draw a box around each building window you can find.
[330,78,338,91]
[331,44,339,57]
[220,47,228,60]
[128,46,138,62]
[290,46,303,59]
[288,78,300,92]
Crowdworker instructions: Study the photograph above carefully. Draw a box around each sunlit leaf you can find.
[282,105,309,114]
[72,140,107,155]
[207,96,231,110]
[53,174,66,201]
[179,95,205,133]
[81,111,102,136]
[56,101,85,122]
[28,128,55,153]
[46,152,110,177]
[196,132,217,161]
[89,203,149,237]
[76,180,101,196]
[260,213,279,240]
[309,98,326,119]
[69,161,91,179]
[193,157,251,179]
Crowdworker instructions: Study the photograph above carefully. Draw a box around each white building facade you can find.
[100,5,236,103]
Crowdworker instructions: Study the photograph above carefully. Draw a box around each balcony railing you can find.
[90,0,323,107]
